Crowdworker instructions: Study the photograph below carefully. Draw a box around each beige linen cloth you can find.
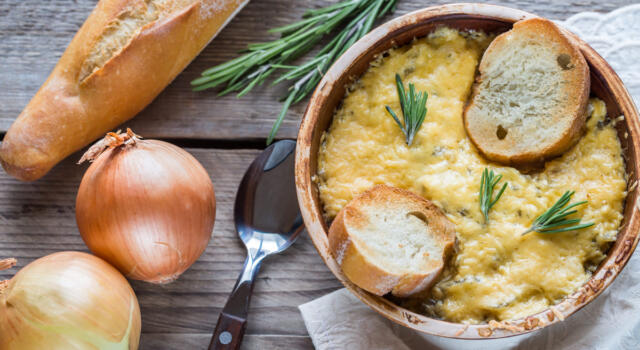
[299,5,640,350]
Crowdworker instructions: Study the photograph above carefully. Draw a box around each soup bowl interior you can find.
[295,3,640,339]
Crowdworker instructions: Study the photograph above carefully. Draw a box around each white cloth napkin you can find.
[299,5,640,350]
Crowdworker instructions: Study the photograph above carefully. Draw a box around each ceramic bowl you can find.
[295,3,640,339]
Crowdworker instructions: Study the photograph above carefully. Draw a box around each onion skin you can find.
[0,252,141,349]
[76,137,216,283]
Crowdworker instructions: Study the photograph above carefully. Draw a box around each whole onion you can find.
[76,129,216,283]
[0,252,141,349]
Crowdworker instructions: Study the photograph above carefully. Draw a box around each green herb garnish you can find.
[191,0,398,144]
[385,74,428,146]
[479,168,508,222]
[521,191,594,236]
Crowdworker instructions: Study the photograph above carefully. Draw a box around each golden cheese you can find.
[316,27,627,324]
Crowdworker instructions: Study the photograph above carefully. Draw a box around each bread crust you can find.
[328,185,456,297]
[0,0,249,181]
[463,18,590,166]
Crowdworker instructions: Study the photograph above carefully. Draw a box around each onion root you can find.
[0,258,17,291]
[0,258,16,271]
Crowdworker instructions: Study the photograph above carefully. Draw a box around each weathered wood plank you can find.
[0,147,342,348]
[140,334,314,350]
[0,0,634,141]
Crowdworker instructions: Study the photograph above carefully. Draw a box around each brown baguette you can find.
[463,18,590,166]
[0,0,249,181]
[329,185,456,297]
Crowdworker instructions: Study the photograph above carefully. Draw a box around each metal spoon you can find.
[209,140,303,350]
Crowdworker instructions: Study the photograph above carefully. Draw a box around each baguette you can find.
[463,18,590,166]
[329,185,456,297]
[0,0,249,181]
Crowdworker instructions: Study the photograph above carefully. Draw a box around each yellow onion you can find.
[76,129,216,283]
[0,252,141,349]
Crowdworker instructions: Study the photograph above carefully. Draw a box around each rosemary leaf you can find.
[385,74,428,146]
[191,0,397,144]
[479,168,508,223]
[522,191,594,236]
[267,0,396,144]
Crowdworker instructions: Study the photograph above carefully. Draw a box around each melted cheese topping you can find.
[317,28,627,323]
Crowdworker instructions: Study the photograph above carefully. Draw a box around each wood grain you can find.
[141,334,313,350]
[0,148,340,349]
[0,0,634,142]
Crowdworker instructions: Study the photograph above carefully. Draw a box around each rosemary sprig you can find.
[191,0,398,144]
[479,168,508,222]
[385,74,428,146]
[522,191,594,236]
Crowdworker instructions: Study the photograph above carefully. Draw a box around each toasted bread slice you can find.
[328,185,456,297]
[463,18,590,165]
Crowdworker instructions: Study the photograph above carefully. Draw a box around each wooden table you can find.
[0,0,634,349]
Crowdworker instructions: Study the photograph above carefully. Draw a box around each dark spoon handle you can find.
[209,254,264,350]
[210,312,246,350]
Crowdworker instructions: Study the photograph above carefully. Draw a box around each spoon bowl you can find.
[235,140,303,252]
